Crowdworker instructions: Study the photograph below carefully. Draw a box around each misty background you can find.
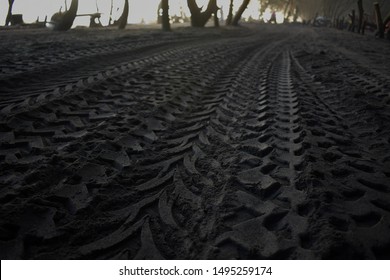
[1,0,390,28]
[0,0,262,26]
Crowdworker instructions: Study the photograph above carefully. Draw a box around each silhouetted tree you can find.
[5,0,15,26]
[385,12,390,28]
[283,0,292,21]
[349,9,356,31]
[322,0,355,25]
[357,0,364,33]
[51,0,78,31]
[296,0,318,22]
[187,0,218,27]
[109,0,114,25]
[374,2,384,38]
[226,0,234,25]
[232,0,251,26]
[260,0,287,12]
[294,5,299,22]
[385,12,390,39]
[214,7,220,27]
[117,0,129,29]
[89,13,103,28]
[162,0,171,31]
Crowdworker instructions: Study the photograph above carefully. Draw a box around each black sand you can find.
[0,24,390,259]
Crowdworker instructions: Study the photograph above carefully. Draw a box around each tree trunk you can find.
[5,0,15,26]
[349,9,356,32]
[109,0,114,25]
[187,0,217,27]
[294,6,299,23]
[362,18,367,35]
[232,0,251,26]
[117,0,129,30]
[357,0,364,34]
[95,0,99,13]
[384,13,390,39]
[283,0,291,22]
[214,8,219,27]
[187,0,202,26]
[337,17,341,29]
[384,13,390,27]
[53,0,78,31]
[162,0,171,31]
[226,0,234,25]
[374,2,384,38]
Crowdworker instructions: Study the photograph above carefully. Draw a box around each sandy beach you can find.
[0,23,390,259]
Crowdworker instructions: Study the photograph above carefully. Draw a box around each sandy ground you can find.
[0,24,390,260]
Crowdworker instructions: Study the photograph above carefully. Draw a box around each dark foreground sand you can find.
[0,24,390,259]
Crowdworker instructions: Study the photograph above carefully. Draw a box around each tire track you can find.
[73,39,278,260]
[0,38,234,116]
[2,25,389,260]
[0,35,257,172]
[1,30,284,259]
[16,32,297,259]
[290,51,390,259]
[213,50,309,259]
[0,28,248,83]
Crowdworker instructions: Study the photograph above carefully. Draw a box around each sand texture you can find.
[0,24,390,259]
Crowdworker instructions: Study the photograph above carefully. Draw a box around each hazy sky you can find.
[0,0,262,26]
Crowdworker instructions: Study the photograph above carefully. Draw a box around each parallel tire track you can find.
[1,25,390,260]
[290,51,390,259]
[1,29,286,259]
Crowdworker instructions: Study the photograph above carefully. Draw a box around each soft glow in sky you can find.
[0,0,262,27]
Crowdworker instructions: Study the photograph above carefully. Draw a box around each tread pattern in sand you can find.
[1,25,390,259]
